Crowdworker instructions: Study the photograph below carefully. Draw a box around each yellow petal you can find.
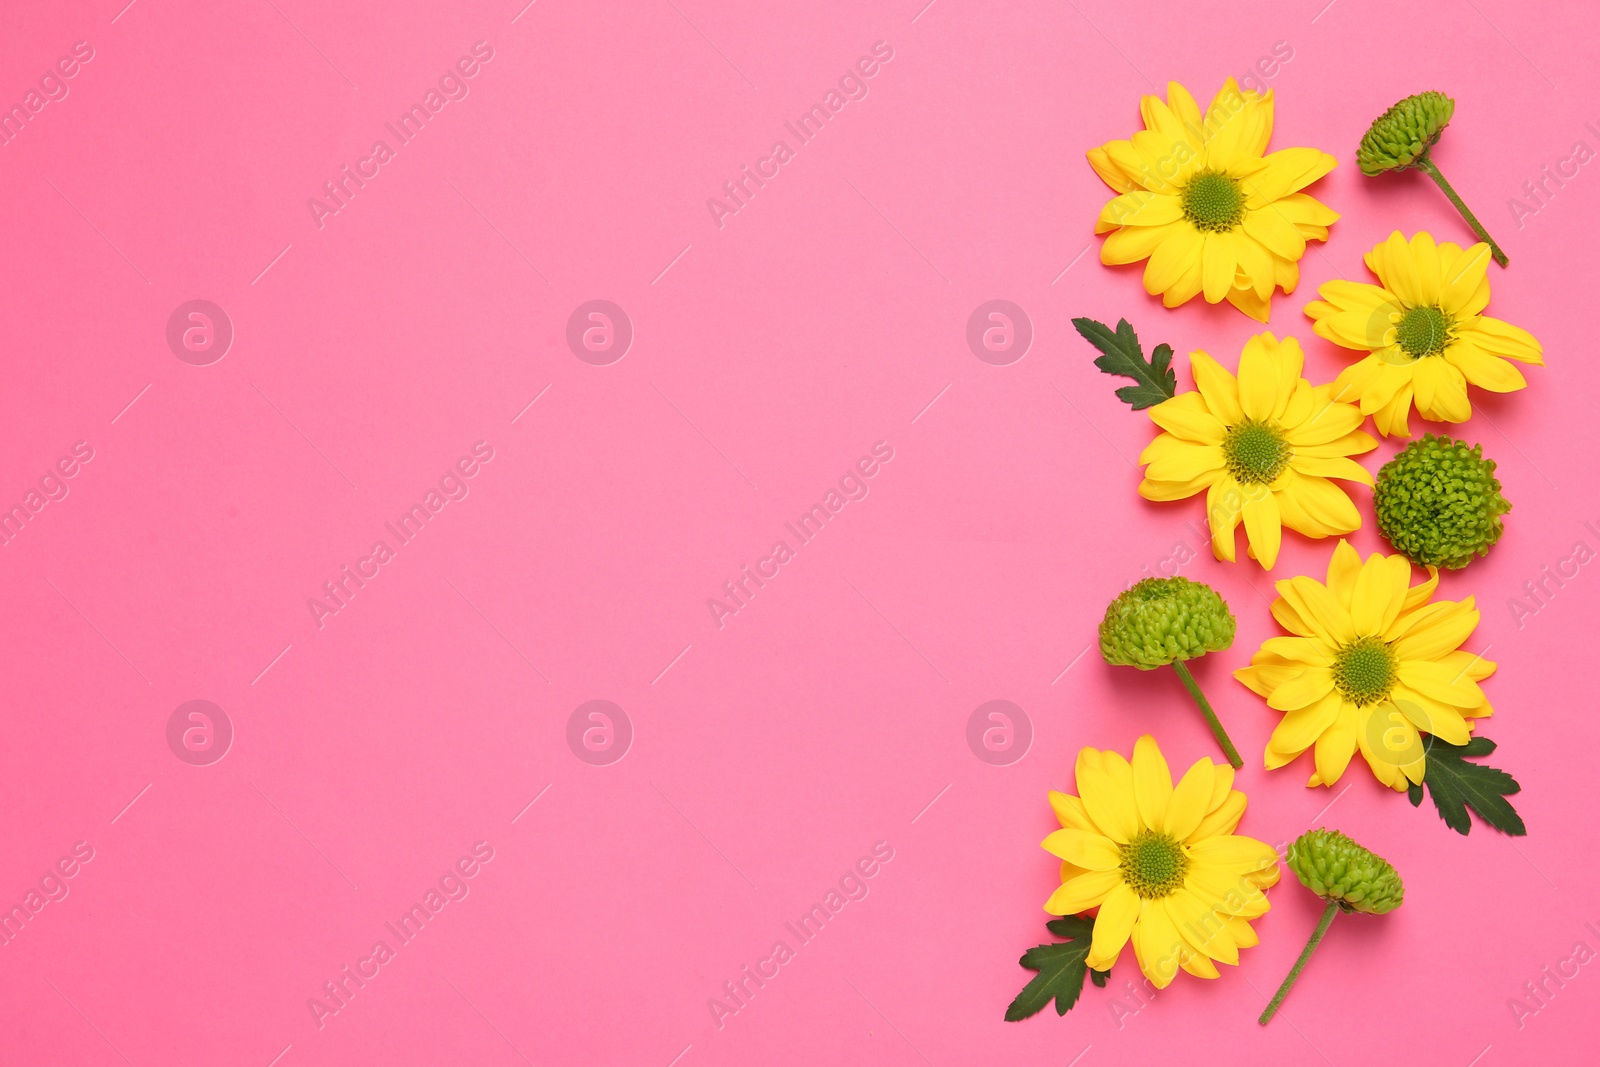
[1167,887,1239,966]
[1275,192,1340,229]
[1133,897,1185,989]
[1438,647,1496,682]
[1206,475,1244,562]
[1310,703,1359,786]
[1098,191,1185,231]
[1087,144,1139,193]
[1189,351,1244,425]
[1324,539,1363,609]
[1309,278,1399,314]
[1438,243,1492,315]
[1283,388,1364,445]
[1165,81,1204,131]
[1131,735,1174,831]
[1190,791,1247,842]
[1144,226,1205,296]
[1241,489,1282,569]
[1101,221,1179,264]
[1267,688,1341,750]
[1048,790,1092,831]
[1187,835,1280,876]
[1163,759,1216,839]
[1225,284,1273,322]
[1372,382,1415,438]
[1396,660,1486,708]
[1139,474,1215,501]
[1240,147,1336,206]
[1389,600,1480,659]
[1075,752,1138,842]
[1236,332,1285,421]
[1412,358,1471,423]
[1241,206,1305,260]
[1295,429,1379,459]
[1149,391,1226,444]
[1144,440,1226,482]
[1186,865,1271,919]
[1259,635,1334,666]
[1276,576,1355,644]
[1291,454,1373,484]
[1281,473,1361,536]
[1366,231,1426,306]
[1044,869,1122,915]
[1350,551,1409,635]
[1446,340,1529,393]
[1400,564,1440,612]
[1042,828,1122,869]
[1087,884,1142,969]
[1405,231,1444,305]
[1202,232,1238,303]
[1393,686,1473,744]
[1468,316,1544,364]
[1234,660,1306,696]
[1236,232,1276,300]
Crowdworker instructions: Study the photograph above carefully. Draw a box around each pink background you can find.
[3,0,1598,1063]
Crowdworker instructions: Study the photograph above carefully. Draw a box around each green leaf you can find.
[1416,735,1526,836]
[1005,915,1103,1021]
[1072,317,1177,410]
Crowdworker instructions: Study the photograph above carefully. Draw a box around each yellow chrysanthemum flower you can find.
[1138,333,1377,570]
[1234,540,1496,790]
[1304,231,1544,437]
[1042,735,1279,989]
[1088,79,1339,321]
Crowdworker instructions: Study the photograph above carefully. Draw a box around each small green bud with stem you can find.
[1099,577,1242,768]
[1260,829,1405,1024]
[1358,91,1508,267]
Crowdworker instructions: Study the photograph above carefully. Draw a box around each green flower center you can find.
[1181,170,1245,233]
[1121,830,1188,898]
[1222,419,1292,484]
[1333,636,1398,706]
[1394,305,1452,358]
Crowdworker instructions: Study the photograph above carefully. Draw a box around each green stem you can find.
[1170,659,1242,769]
[1418,155,1509,267]
[1259,901,1338,1025]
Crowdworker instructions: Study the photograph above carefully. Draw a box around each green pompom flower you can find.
[1099,577,1236,666]
[1358,91,1507,266]
[1100,578,1241,768]
[1357,91,1455,175]
[1286,828,1405,914]
[1260,829,1404,1025]
[1374,434,1509,570]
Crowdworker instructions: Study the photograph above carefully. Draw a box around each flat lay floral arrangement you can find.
[1008,80,1538,1024]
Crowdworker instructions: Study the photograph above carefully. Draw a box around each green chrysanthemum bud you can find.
[1357,91,1507,267]
[1099,577,1235,667]
[1357,91,1455,176]
[1286,828,1405,914]
[1374,434,1509,570]
[1261,828,1405,1024]
[1099,578,1241,768]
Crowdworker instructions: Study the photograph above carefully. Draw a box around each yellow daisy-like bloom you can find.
[1234,540,1496,790]
[1042,735,1279,989]
[1304,231,1545,437]
[1138,332,1377,570]
[1088,79,1339,321]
